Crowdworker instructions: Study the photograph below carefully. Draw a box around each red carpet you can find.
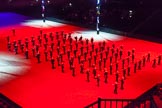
[0,15,162,108]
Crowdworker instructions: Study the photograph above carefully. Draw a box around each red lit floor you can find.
[0,14,162,108]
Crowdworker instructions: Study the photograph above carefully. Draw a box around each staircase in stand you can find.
[0,93,21,108]
[85,83,162,108]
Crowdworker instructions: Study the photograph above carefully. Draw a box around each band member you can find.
[14,44,18,54]
[36,51,41,63]
[100,52,103,61]
[67,50,70,59]
[86,69,90,82]
[51,57,55,69]
[111,48,114,56]
[20,44,24,53]
[123,68,126,80]
[32,47,35,57]
[158,55,161,65]
[152,58,156,68]
[72,65,75,77]
[25,38,29,49]
[115,71,119,82]
[57,55,60,66]
[105,50,109,59]
[49,49,53,58]
[94,54,97,64]
[120,77,124,90]
[103,58,107,68]
[63,44,66,54]
[138,60,142,70]
[74,36,78,42]
[119,49,123,59]
[110,56,113,64]
[74,49,77,58]
[91,43,94,52]
[110,63,113,75]
[25,49,29,59]
[147,52,151,62]
[88,57,92,67]
[96,74,100,87]
[93,66,97,78]
[116,62,119,71]
[114,82,118,94]
[91,37,94,44]
[75,42,78,50]
[61,62,64,73]
[114,53,118,62]
[132,53,135,63]
[134,62,137,73]
[127,57,130,65]
[104,69,108,83]
[84,52,87,61]
[128,51,131,56]
[142,56,146,67]
[7,42,11,51]
[44,50,48,61]
[80,63,84,74]
[78,54,81,64]
[127,65,130,76]
[99,59,102,71]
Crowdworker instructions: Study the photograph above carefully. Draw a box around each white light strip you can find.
[72,31,124,42]
[21,20,65,28]
[0,52,30,85]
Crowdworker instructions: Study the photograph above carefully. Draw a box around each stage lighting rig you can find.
[42,0,46,22]
[96,0,101,35]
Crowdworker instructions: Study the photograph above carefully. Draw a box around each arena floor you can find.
[0,12,162,108]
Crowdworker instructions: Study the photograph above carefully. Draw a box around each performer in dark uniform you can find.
[20,44,24,53]
[115,71,119,82]
[134,62,137,73]
[119,49,123,59]
[51,57,55,69]
[88,57,92,67]
[14,44,18,54]
[138,60,142,70]
[80,63,84,74]
[158,55,161,65]
[104,69,108,83]
[25,49,29,59]
[120,77,124,90]
[36,51,41,63]
[114,82,118,94]
[44,50,48,61]
[147,52,151,62]
[86,69,90,82]
[72,65,75,77]
[123,68,126,80]
[142,56,146,67]
[7,42,11,51]
[152,58,156,68]
[32,47,35,57]
[61,62,64,73]
[93,66,97,78]
[127,65,130,76]
[110,63,113,75]
[96,74,100,87]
